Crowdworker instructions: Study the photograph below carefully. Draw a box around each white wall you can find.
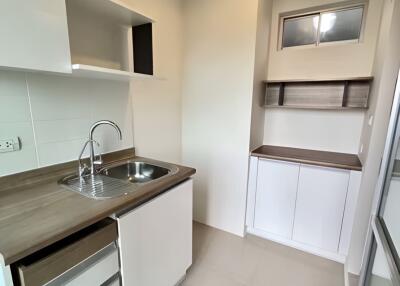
[347,0,400,275]
[181,0,260,236]
[264,109,365,153]
[250,0,273,150]
[0,71,133,176]
[267,0,383,80]
[122,0,184,164]
[261,0,383,154]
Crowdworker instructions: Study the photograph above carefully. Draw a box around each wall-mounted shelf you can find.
[266,77,373,83]
[66,0,156,81]
[71,64,155,81]
[69,0,154,27]
[264,77,373,110]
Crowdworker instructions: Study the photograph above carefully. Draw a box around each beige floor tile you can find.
[183,222,345,286]
[197,228,263,283]
[183,264,246,286]
[192,220,214,260]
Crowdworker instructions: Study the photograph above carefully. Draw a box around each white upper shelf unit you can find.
[71,64,155,81]
[0,0,157,80]
[72,0,154,27]
[66,0,156,81]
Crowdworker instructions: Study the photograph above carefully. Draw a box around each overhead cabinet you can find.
[66,0,155,80]
[0,0,71,73]
[246,146,362,262]
[0,0,155,80]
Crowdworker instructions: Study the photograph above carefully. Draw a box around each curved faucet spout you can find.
[89,120,122,141]
[88,120,123,175]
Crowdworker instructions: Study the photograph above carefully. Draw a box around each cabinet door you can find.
[0,0,71,73]
[254,159,300,239]
[293,165,349,252]
[118,179,193,286]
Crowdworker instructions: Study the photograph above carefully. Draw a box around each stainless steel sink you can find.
[59,174,134,200]
[100,161,174,183]
[59,161,178,200]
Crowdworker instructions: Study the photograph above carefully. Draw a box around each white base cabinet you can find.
[0,256,13,286]
[118,179,193,286]
[292,165,350,252]
[246,157,361,262]
[254,160,299,239]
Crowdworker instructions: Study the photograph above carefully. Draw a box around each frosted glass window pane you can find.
[282,15,319,48]
[380,125,400,261]
[319,8,363,43]
[368,244,394,286]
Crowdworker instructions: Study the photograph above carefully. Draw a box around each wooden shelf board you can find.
[68,0,154,27]
[251,145,362,171]
[71,64,156,81]
[264,77,373,83]
[264,105,368,110]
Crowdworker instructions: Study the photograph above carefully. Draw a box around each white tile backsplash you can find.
[89,81,133,154]
[0,122,36,147]
[0,71,38,175]
[27,74,91,121]
[37,138,88,167]
[34,118,92,144]
[0,121,38,176]
[0,71,134,175]
[0,96,32,123]
[0,146,38,176]
[0,71,27,97]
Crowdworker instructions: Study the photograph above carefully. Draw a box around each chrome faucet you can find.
[87,120,122,175]
[78,139,100,177]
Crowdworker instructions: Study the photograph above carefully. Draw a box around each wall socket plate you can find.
[0,137,21,153]
[368,115,374,126]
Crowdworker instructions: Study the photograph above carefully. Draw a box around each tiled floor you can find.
[182,222,346,286]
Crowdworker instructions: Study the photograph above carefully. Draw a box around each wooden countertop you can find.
[251,145,362,171]
[0,149,196,265]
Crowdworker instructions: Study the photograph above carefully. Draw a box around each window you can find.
[281,6,364,49]
[282,14,319,48]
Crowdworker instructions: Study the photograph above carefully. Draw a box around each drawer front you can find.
[53,244,119,286]
[16,219,118,286]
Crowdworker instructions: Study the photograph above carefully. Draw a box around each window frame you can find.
[278,3,367,50]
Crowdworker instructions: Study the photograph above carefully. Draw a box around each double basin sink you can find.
[59,161,178,200]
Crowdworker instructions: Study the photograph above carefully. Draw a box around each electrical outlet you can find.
[0,137,21,153]
[368,115,374,126]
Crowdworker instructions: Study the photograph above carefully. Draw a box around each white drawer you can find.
[62,244,119,286]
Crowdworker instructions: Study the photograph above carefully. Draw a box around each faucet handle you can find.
[93,152,103,165]
[79,163,90,177]
[78,139,100,177]
[92,143,103,174]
